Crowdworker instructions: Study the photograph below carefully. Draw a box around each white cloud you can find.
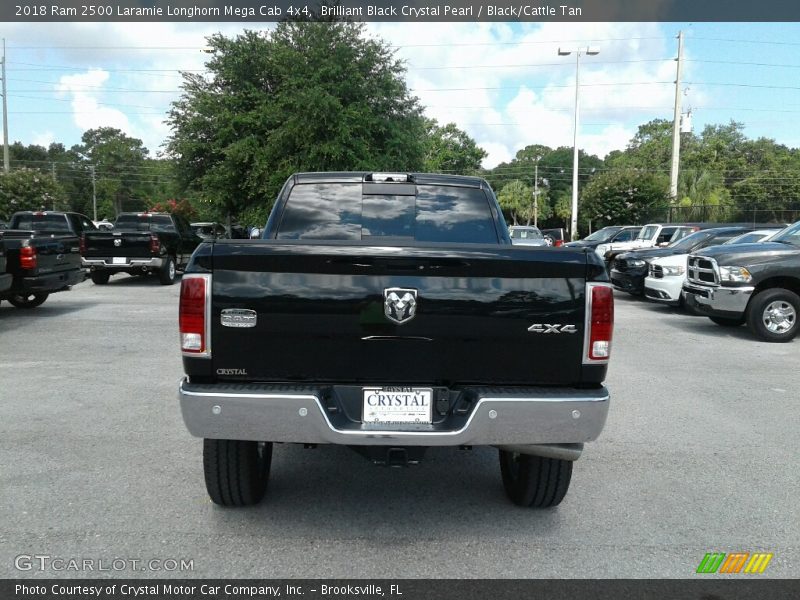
[32,131,55,148]
[11,21,711,167]
[56,69,131,133]
[477,141,514,167]
[371,22,708,168]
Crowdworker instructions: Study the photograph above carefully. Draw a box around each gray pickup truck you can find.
[178,172,614,509]
[683,220,800,342]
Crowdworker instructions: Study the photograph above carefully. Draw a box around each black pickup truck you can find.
[177,172,614,509]
[0,211,88,308]
[683,220,800,342]
[0,239,11,297]
[82,212,202,285]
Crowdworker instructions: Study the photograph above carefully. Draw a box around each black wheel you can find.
[709,316,744,327]
[746,288,799,343]
[158,256,176,285]
[203,439,272,507]
[499,450,573,508]
[7,292,49,309]
[90,271,110,285]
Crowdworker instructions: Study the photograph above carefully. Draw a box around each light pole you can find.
[558,46,599,241]
[533,155,541,227]
[2,38,8,173]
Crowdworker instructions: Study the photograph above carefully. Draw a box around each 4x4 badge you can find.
[384,288,418,325]
[528,324,578,334]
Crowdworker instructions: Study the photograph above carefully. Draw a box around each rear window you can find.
[612,228,638,242]
[11,213,70,232]
[115,215,175,233]
[509,227,543,240]
[637,225,658,241]
[667,227,695,243]
[276,183,498,243]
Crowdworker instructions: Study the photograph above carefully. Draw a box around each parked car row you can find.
[563,225,642,251]
[609,226,770,296]
[607,221,798,342]
[0,211,272,308]
[644,229,779,305]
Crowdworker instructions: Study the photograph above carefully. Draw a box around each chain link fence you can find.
[649,205,800,226]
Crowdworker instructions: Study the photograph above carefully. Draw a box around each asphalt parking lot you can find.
[1,275,797,579]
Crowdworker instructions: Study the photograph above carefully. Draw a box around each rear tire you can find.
[90,271,110,285]
[8,292,49,308]
[746,288,799,343]
[709,316,745,327]
[499,450,572,508]
[203,439,272,507]
[158,256,176,285]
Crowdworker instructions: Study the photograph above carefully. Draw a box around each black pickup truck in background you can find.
[0,211,89,308]
[0,239,11,297]
[178,172,614,509]
[82,212,202,285]
[683,220,800,342]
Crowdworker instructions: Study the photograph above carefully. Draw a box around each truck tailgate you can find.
[0,230,81,276]
[204,242,593,386]
[83,231,154,258]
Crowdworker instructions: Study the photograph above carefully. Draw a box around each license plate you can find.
[112,257,127,264]
[362,387,432,425]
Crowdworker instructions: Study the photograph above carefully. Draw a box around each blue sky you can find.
[1,21,799,168]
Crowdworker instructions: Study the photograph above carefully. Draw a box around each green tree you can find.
[423,119,487,174]
[552,192,573,231]
[74,127,150,216]
[0,169,67,220]
[497,179,533,225]
[676,169,734,221]
[607,119,675,171]
[486,145,602,201]
[580,169,670,227]
[732,170,800,221]
[167,23,426,225]
[9,142,93,216]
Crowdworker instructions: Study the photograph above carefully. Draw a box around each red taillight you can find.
[179,274,210,356]
[554,240,564,247]
[20,244,38,270]
[79,233,86,255]
[149,234,160,254]
[584,283,614,363]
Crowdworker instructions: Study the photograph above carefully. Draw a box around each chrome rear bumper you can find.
[82,257,165,268]
[178,379,609,448]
